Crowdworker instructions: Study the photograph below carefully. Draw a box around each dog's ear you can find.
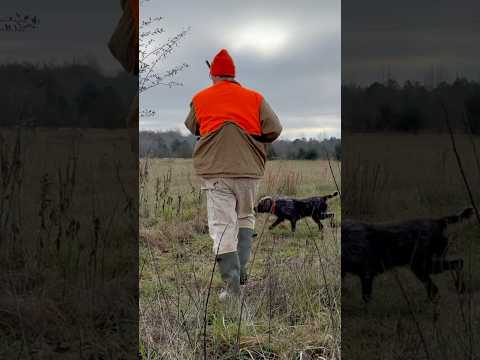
[264,198,273,212]
[256,196,272,213]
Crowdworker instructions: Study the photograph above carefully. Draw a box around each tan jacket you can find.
[185,89,282,178]
[109,0,138,75]
[109,0,138,152]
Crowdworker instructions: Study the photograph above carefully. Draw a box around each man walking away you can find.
[185,49,282,300]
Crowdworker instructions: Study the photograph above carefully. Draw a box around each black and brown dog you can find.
[342,207,474,302]
[254,191,339,232]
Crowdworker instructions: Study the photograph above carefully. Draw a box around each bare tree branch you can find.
[139,2,190,116]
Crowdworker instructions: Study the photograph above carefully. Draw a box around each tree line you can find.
[1,62,136,127]
[140,130,341,160]
[342,78,480,133]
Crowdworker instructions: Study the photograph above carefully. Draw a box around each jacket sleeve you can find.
[184,102,200,136]
[259,99,282,143]
[109,0,139,75]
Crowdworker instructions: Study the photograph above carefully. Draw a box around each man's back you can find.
[186,90,281,177]
[185,80,282,178]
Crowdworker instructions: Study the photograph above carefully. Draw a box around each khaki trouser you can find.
[201,178,258,255]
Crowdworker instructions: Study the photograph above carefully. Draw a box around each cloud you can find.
[140,0,340,139]
[223,21,290,57]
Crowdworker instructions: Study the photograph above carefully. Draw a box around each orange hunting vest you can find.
[192,81,263,136]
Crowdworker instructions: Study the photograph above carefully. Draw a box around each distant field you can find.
[139,159,341,359]
[342,133,480,360]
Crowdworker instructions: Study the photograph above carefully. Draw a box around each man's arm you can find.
[258,99,282,143]
[108,0,139,75]
[184,102,200,136]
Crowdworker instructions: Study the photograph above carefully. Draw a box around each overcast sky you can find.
[343,0,480,84]
[0,0,121,71]
[140,0,341,139]
[3,1,479,138]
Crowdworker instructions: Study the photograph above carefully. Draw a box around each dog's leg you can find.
[360,273,374,302]
[312,215,324,231]
[322,212,335,227]
[329,213,335,228]
[315,213,335,229]
[444,259,466,293]
[411,261,438,300]
[290,220,297,233]
[430,257,466,294]
[453,267,466,294]
[269,218,284,230]
[455,270,466,294]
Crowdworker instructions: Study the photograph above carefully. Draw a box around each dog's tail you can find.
[325,191,339,200]
[441,207,474,226]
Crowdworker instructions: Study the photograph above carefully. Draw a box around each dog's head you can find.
[254,196,274,213]
[461,207,474,220]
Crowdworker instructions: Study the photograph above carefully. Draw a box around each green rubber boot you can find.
[238,228,253,285]
[216,252,241,300]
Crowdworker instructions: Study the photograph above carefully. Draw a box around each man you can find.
[185,49,282,299]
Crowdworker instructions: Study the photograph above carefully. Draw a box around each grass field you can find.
[139,159,341,359]
[0,129,138,359]
[7,128,480,359]
[342,133,480,360]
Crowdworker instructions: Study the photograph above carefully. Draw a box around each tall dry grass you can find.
[139,158,341,359]
[0,129,138,359]
[342,133,480,360]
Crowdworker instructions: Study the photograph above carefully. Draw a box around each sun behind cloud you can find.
[227,22,289,56]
